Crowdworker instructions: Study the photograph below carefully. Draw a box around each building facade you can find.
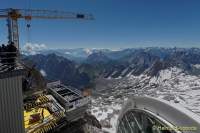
[0,69,25,133]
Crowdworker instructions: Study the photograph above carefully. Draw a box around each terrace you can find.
[47,81,91,122]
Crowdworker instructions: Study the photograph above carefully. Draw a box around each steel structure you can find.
[47,81,90,122]
[117,96,200,133]
[0,8,94,52]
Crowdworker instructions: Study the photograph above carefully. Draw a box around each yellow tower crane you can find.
[0,8,94,54]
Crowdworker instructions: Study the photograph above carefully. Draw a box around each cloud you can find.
[23,43,47,55]
[40,69,47,77]
[83,48,93,55]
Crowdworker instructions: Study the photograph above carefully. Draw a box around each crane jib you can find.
[0,8,94,54]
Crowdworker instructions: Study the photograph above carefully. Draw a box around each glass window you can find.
[117,110,176,133]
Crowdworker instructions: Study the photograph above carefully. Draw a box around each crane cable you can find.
[26,20,31,43]
[26,0,32,44]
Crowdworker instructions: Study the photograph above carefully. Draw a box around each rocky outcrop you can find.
[23,54,91,89]
[58,112,102,133]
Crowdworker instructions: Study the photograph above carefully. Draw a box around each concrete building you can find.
[0,56,25,133]
[47,81,91,122]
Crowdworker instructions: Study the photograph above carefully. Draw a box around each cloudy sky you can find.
[1,0,200,49]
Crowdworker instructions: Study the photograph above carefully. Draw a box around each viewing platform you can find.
[47,81,91,122]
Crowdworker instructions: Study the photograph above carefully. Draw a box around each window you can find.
[118,110,176,133]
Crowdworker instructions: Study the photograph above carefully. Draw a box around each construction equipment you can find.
[0,8,94,53]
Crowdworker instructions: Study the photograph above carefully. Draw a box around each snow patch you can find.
[93,66,200,133]
[65,51,71,55]
[193,64,200,69]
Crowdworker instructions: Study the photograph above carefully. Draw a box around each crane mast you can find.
[0,8,94,53]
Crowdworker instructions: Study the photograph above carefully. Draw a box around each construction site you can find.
[3,1,200,133]
[0,8,101,133]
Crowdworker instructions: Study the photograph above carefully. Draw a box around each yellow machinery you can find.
[24,94,64,133]
[24,108,52,128]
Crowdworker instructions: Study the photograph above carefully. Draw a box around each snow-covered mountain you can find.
[22,48,113,63]
[23,54,91,89]
[23,47,200,132]
[91,67,200,132]
[24,47,200,88]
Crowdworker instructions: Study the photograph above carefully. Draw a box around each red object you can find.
[29,113,40,124]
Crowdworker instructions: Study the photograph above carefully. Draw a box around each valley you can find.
[92,67,200,132]
[23,47,200,132]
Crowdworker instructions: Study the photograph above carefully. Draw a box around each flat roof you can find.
[49,84,82,103]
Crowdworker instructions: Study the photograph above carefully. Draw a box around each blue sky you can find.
[1,0,200,49]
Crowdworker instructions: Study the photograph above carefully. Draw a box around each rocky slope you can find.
[23,47,200,133]
[91,67,200,132]
[23,54,91,89]
[24,48,200,88]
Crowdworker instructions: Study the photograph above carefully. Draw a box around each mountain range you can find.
[23,54,90,89]
[22,47,200,88]
[22,47,200,132]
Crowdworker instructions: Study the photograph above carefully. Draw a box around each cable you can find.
[26,0,32,43]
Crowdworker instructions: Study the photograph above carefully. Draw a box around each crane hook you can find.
[27,24,31,28]
[26,21,31,43]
